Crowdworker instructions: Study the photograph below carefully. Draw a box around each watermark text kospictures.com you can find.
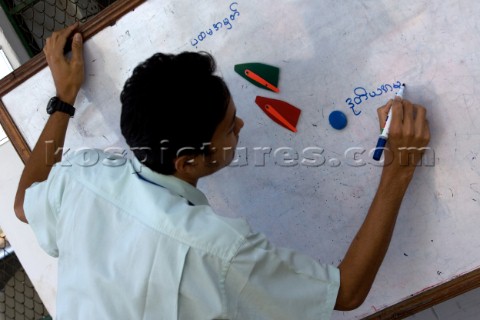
[45,140,436,168]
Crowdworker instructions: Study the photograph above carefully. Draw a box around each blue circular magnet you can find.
[328,111,348,130]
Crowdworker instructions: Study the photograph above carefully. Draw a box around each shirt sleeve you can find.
[225,233,340,320]
[24,164,65,257]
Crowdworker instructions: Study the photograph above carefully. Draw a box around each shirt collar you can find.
[131,157,209,206]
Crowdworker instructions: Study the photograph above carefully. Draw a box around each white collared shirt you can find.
[24,150,340,319]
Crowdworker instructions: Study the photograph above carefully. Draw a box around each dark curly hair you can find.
[120,52,231,175]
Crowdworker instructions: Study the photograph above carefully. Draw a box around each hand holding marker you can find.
[372,84,406,161]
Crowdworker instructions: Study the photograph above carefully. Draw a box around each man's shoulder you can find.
[52,148,131,178]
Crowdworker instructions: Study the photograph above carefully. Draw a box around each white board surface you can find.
[3,1,480,318]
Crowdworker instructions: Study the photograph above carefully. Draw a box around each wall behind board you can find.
[2,1,479,319]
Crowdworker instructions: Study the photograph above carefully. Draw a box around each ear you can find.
[174,155,199,175]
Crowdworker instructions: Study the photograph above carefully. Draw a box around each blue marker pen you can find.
[372,84,406,161]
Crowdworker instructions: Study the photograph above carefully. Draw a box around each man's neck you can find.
[173,172,199,187]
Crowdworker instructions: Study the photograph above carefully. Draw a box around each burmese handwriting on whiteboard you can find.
[190,2,240,48]
[346,81,402,116]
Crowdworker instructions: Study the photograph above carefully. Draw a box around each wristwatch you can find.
[46,97,75,117]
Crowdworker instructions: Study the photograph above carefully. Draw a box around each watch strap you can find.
[47,97,75,117]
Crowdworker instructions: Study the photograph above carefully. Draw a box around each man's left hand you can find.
[44,22,84,105]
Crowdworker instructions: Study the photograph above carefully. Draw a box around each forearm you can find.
[14,112,70,222]
[335,168,413,310]
[333,95,430,310]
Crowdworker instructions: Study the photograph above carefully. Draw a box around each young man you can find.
[14,24,429,319]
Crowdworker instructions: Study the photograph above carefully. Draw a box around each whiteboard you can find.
[3,1,480,318]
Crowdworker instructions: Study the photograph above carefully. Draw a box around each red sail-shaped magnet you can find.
[255,96,301,132]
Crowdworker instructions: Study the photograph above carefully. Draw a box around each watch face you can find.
[46,97,58,115]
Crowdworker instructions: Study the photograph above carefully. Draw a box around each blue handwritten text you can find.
[191,2,240,47]
[345,81,402,116]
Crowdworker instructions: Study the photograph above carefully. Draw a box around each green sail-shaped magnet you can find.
[234,63,280,93]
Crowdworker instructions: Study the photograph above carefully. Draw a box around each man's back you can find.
[24,151,339,319]
[25,151,247,318]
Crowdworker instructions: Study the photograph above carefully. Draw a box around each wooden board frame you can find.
[0,1,479,319]
[365,269,480,319]
[0,0,145,164]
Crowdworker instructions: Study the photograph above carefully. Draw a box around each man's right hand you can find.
[377,97,431,177]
